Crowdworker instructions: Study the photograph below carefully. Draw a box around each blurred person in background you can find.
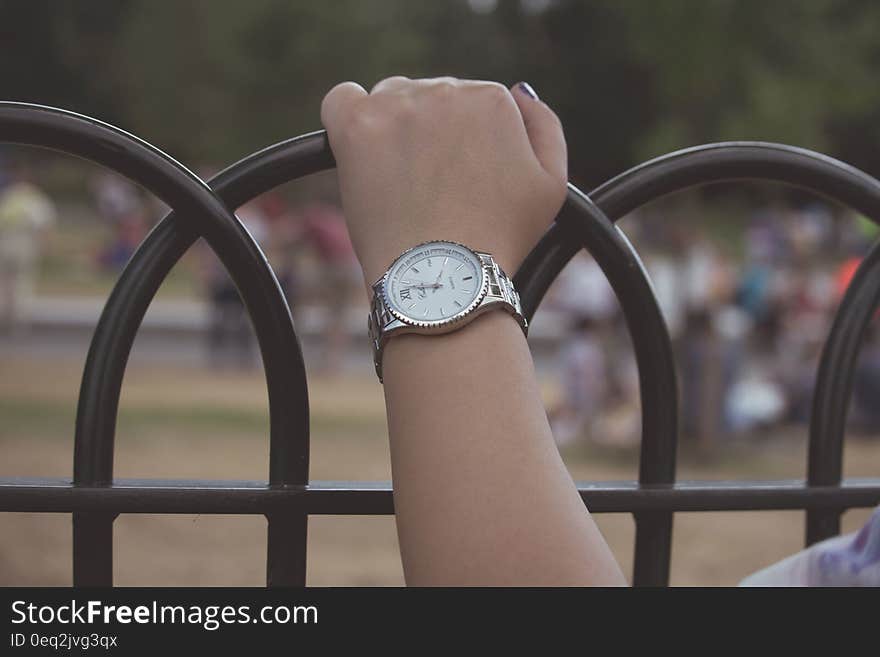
[92,171,148,271]
[726,209,789,434]
[595,312,642,447]
[0,160,56,334]
[676,229,741,448]
[787,202,833,261]
[644,246,686,339]
[93,171,141,222]
[202,200,269,369]
[256,191,300,305]
[294,200,361,374]
[778,260,836,424]
[546,252,622,445]
[552,314,608,446]
[738,211,782,344]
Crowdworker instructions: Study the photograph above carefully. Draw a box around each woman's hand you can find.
[320,76,567,286]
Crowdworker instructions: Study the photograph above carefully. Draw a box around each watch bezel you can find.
[380,240,489,331]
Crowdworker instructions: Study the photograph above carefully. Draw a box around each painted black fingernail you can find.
[517,82,539,100]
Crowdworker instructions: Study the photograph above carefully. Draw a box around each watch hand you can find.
[433,258,447,293]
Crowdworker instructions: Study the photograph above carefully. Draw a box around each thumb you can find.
[510,82,567,184]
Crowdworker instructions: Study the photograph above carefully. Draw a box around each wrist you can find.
[382,309,529,382]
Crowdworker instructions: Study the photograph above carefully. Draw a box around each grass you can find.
[1,357,878,586]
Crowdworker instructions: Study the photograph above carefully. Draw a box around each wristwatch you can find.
[368,240,528,382]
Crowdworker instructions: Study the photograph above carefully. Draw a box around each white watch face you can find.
[384,241,487,326]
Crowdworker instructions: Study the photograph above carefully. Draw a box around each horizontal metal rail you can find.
[1,478,877,515]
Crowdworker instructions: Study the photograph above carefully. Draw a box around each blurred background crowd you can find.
[547,201,880,449]
[1,0,879,585]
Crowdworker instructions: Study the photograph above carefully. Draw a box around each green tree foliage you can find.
[2,0,879,184]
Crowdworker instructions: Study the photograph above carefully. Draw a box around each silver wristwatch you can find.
[368,240,528,382]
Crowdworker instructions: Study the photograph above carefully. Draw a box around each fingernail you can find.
[517,81,539,100]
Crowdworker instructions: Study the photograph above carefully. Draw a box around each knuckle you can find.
[479,81,510,101]
[371,75,409,94]
[427,79,457,99]
[320,82,352,117]
[378,92,418,122]
[478,82,517,114]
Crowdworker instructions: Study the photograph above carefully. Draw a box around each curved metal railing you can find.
[1,103,878,587]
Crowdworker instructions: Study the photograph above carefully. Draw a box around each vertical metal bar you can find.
[72,512,115,586]
[266,512,308,587]
[632,512,673,586]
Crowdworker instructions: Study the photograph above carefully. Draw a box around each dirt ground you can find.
[1,357,877,586]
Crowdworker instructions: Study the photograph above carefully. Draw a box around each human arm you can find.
[321,77,626,586]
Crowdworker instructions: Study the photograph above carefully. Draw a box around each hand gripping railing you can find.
[1,102,878,587]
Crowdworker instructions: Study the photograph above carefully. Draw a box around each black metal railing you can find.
[1,102,878,587]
